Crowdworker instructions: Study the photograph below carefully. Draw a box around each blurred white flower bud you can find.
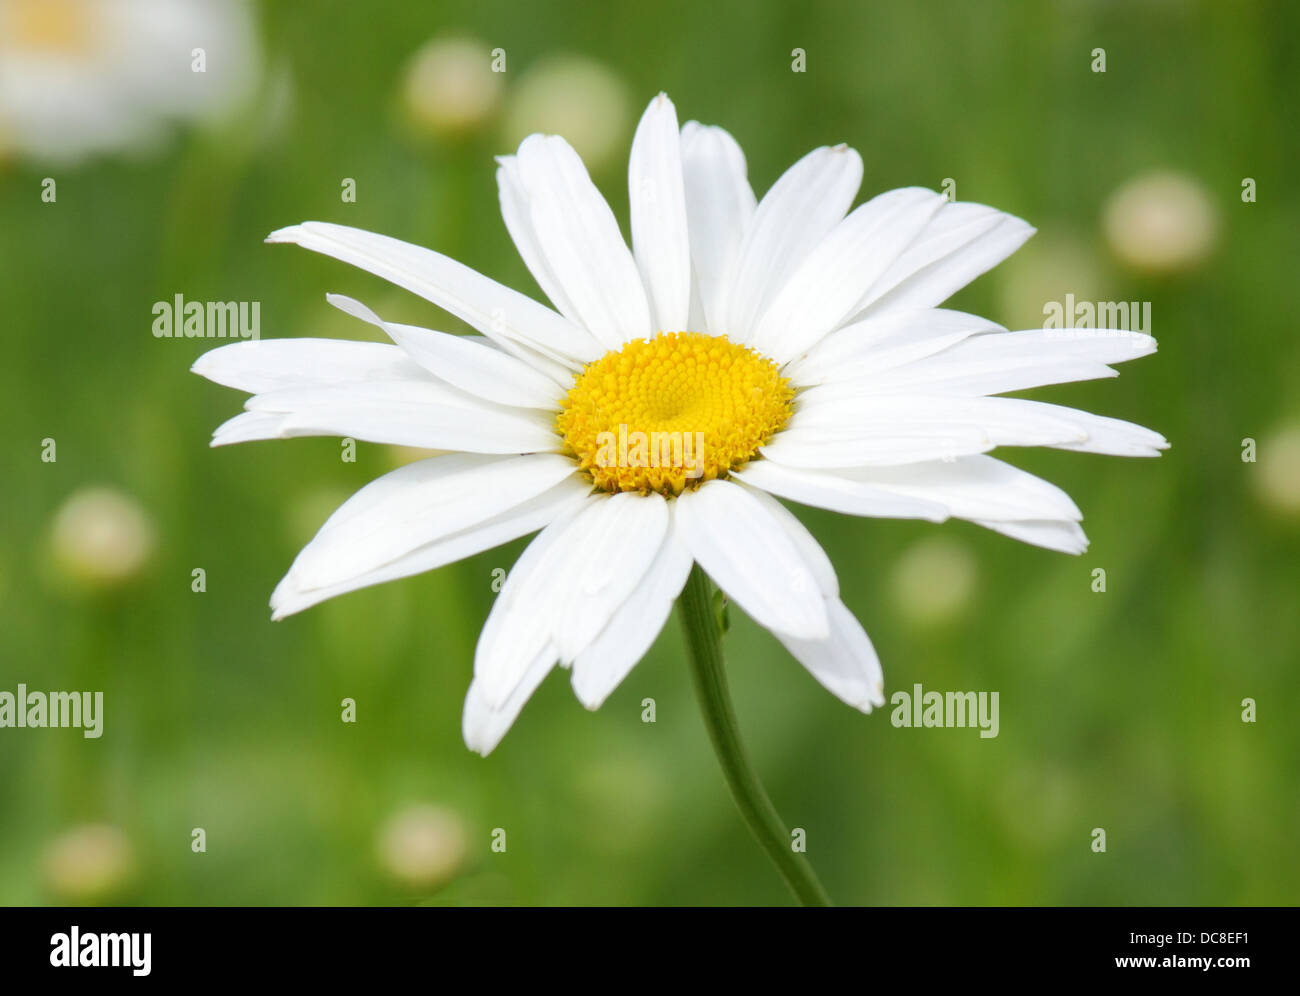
[892,536,976,625]
[401,36,503,137]
[43,824,135,902]
[502,55,630,173]
[375,804,468,889]
[1253,421,1300,516]
[998,231,1105,332]
[1103,170,1219,274]
[50,486,155,587]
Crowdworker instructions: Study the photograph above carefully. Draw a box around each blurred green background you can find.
[2,0,1297,906]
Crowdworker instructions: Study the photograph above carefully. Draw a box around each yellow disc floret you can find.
[5,0,95,55]
[557,331,794,496]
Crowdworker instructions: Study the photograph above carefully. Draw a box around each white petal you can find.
[629,94,691,332]
[796,389,1166,459]
[496,156,581,328]
[211,410,290,447]
[785,309,1002,386]
[473,496,604,709]
[851,201,1035,318]
[463,647,556,756]
[687,271,709,332]
[191,337,424,394]
[511,134,652,348]
[245,379,502,413]
[750,187,946,364]
[285,453,580,590]
[775,599,885,712]
[733,460,949,522]
[674,480,828,640]
[848,328,1156,396]
[1035,405,1169,457]
[974,518,1089,554]
[934,327,1159,367]
[824,455,1083,522]
[232,381,560,453]
[552,492,670,662]
[570,519,693,709]
[791,393,1092,449]
[852,358,1118,398]
[270,475,590,619]
[249,407,555,452]
[680,121,756,333]
[739,484,839,597]
[265,221,600,371]
[326,294,563,409]
[729,487,883,711]
[761,424,995,468]
[720,144,863,341]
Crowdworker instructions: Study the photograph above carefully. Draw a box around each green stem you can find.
[677,565,832,907]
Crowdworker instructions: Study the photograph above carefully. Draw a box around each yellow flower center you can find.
[557,331,794,496]
[2,0,95,55]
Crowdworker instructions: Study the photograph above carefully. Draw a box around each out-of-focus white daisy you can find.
[50,486,155,586]
[997,231,1104,332]
[375,804,468,889]
[401,35,502,137]
[0,0,259,163]
[194,93,1167,755]
[1253,421,1300,516]
[43,824,135,901]
[501,55,629,173]
[892,536,977,625]
[1102,170,1218,274]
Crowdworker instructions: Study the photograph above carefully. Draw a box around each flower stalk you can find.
[677,565,833,907]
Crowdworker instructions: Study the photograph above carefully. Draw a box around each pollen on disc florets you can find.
[556,331,795,496]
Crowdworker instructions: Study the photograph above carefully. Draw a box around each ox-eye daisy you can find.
[0,0,259,163]
[194,93,1164,902]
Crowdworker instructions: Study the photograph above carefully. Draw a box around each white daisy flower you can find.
[193,93,1166,758]
[0,0,258,163]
